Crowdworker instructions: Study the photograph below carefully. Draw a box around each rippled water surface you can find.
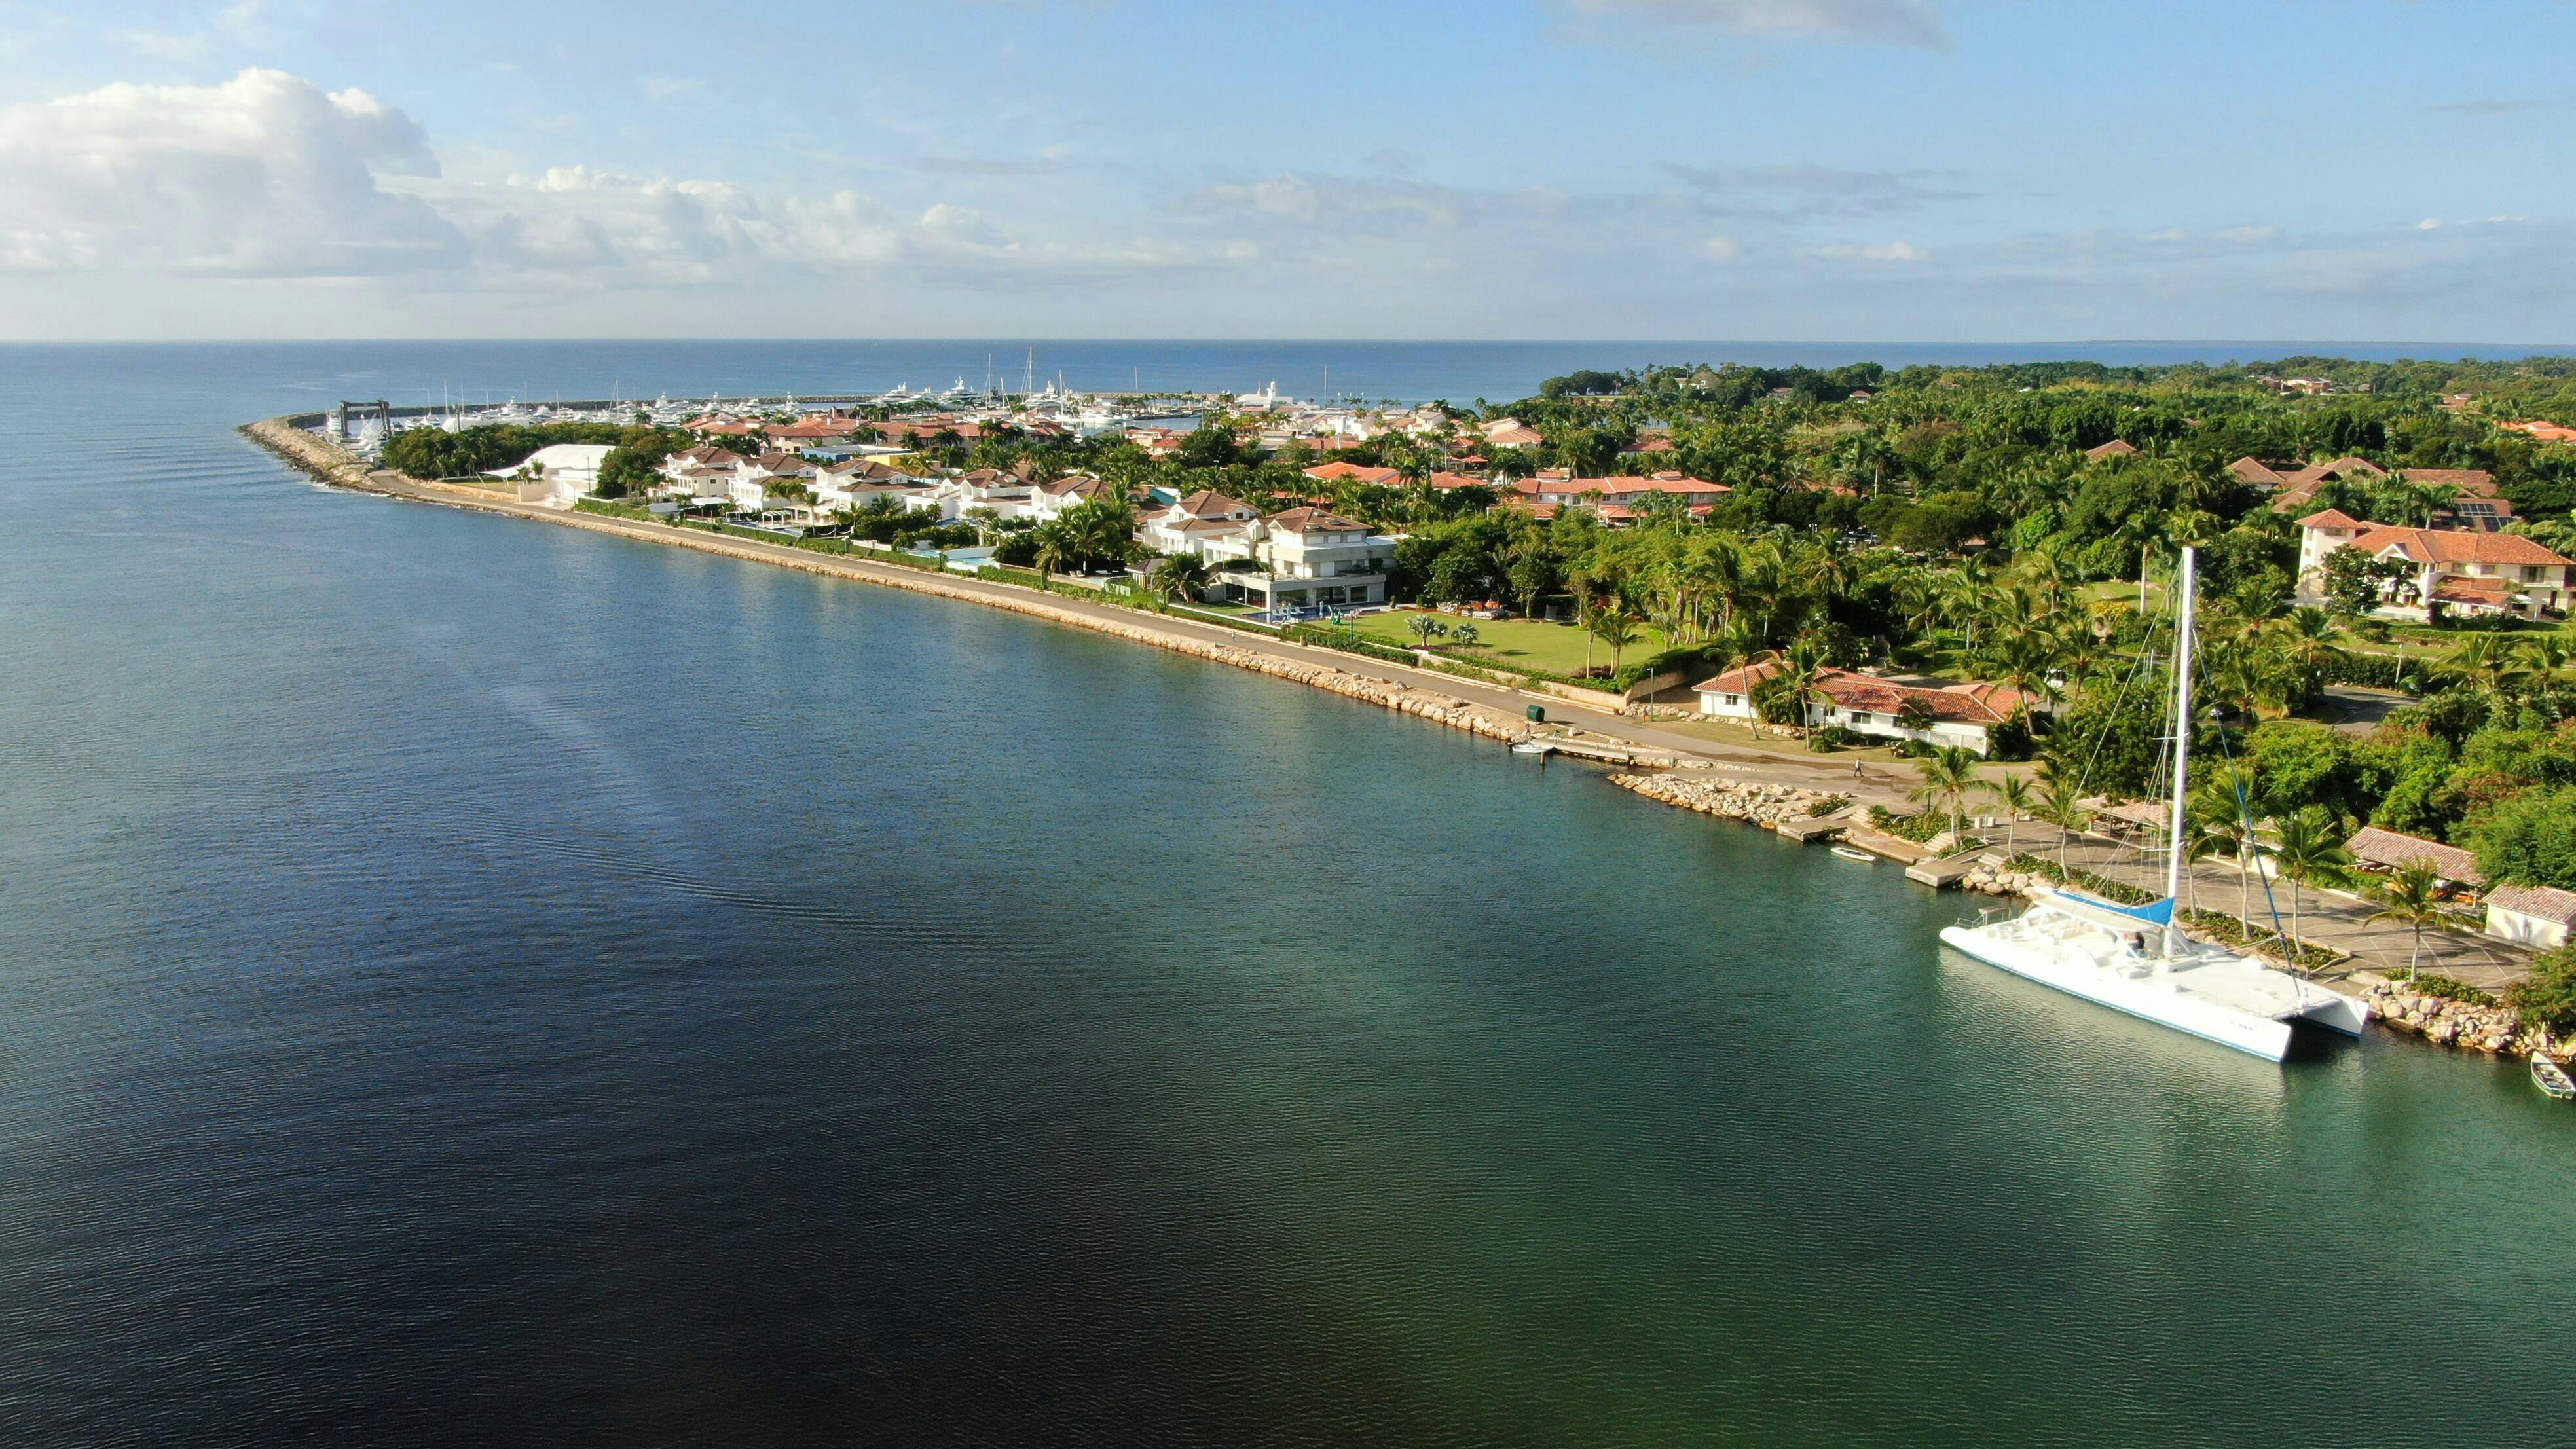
[1,343,2569,1447]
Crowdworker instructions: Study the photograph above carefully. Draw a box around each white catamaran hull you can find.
[1940,925,2296,1061]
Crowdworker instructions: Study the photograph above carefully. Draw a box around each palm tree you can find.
[2190,761,2262,938]
[2366,858,2448,978]
[1911,746,1983,846]
[2451,634,2531,700]
[2034,769,2090,876]
[1983,773,2036,855]
[1148,553,1210,604]
[1408,613,1447,650]
[1450,621,1482,651]
[1589,610,1644,676]
[1031,528,1075,579]
[2264,806,2353,962]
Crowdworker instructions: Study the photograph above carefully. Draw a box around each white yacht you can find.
[1938,547,2370,1061]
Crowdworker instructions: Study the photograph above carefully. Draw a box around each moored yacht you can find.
[1937,546,2370,1061]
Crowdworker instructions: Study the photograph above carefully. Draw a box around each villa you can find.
[1691,661,2040,758]
[1139,490,1262,556]
[2294,509,2573,617]
[1188,507,1399,612]
[492,443,615,506]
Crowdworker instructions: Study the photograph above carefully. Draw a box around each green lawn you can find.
[1349,609,1675,678]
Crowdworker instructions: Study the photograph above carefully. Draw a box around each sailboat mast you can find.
[2163,546,2198,912]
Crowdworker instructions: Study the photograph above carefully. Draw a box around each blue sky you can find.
[0,0,2567,340]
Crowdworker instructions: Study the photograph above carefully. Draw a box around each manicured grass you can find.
[1347,609,1675,678]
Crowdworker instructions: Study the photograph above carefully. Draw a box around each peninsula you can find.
[250,352,2576,1061]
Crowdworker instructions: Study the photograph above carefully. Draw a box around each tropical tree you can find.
[1589,609,1644,674]
[2034,767,2091,877]
[2264,805,2354,960]
[2366,858,2449,978]
[1911,746,1983,846]
[1031,528,1075,579]
[1983,772,2036,855]
[2191,761,2264,938]
[1450,621,1482,651]
[1408,613,1448,649]
[1148,553,1210,604]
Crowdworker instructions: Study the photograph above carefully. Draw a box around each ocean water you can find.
[0,342,2570,1448]
[36,336,2576,416]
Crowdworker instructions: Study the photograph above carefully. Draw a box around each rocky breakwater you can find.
[1959,859,2055,900]
[1608,773,1843,826]
[244,417,375,488]
[2356,977,2562,1058]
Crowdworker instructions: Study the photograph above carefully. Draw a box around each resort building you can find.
[2294,509,2573,617]
[1691,661,2040,758]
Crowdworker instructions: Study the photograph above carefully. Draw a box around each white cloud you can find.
[1558,0,1949,48]
[0,69,1210,295]
[2219,225,2279,244]
[0,69,456,276]
[1811,239,1927,261]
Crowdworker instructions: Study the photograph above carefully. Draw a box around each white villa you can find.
[2294,509,2575,617]
[494,443,616,505]
[1154,504,1399,611]
[1691,661,2040,758]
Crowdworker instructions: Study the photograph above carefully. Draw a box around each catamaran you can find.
[1938,546,2370,1061]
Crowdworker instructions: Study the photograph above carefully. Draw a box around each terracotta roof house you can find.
[1477,418,1545,448]
[1690,662,2040,758]
[2294,509,2575,617]
[1302,461,1403,486]
[1505,473,1729,520]
[2345,827,2484,888]
[2269,456,2391,513]
[2486,883,2576,949]
[2084,439,2140,461]
[2229,456,2302,488]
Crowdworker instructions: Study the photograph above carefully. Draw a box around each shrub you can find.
[2507,945,2576,1035]
[2393,970,2499,1008]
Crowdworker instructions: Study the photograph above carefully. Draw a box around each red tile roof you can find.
[1265,506,1369,534]
[2350,526,2571,568]
[2489,883,2576,925]
[2084,439,2139,460]
[1689,664,2036,726]
[2346,826,2484,884]
[1303,461,1403,485]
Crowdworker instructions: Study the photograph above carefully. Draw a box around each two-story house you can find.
[1190,507,1399,613]
[2295,509,2573,617]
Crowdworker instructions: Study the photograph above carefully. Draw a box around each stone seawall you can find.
[1606,771,1845,826]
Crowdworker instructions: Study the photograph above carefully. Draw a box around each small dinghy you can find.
[1510,741,1554,758]
[1830,845,1875,863]
[2533,1055,2575,1101]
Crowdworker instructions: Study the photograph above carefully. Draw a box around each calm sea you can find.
[0,342,2569,1448]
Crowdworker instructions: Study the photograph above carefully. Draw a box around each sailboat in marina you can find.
[1938,546,2371,1061]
